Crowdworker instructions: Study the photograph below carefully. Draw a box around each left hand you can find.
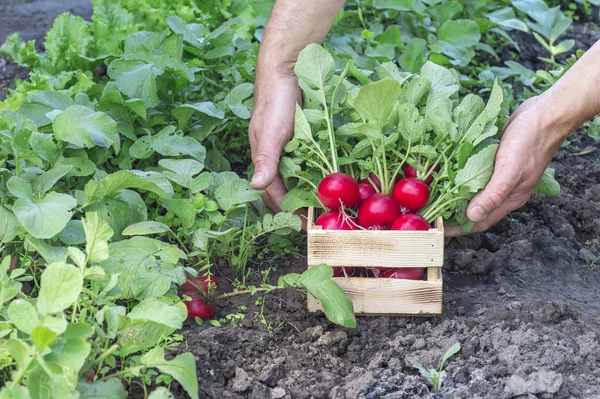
[445,95,568,237]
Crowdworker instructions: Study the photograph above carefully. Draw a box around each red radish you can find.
[333,267,356,277]
[382,267,425,280]
[361,173,381,190]
[315,210,357,230]
[392,178,430,212]
[402,162,437,186]
[185,295,214,320]
[391,214,430,231]
[85,369,95,382]
[358,194,401,229]
[9,257,16,273]
[182,274,218,295]
[357,183,376,204]
[317,172,359,209]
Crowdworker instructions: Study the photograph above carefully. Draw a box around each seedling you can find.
[412,342,461,393]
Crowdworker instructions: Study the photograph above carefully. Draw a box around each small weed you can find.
[413,342,461,393]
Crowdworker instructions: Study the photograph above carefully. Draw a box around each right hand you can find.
[249,73,302,212]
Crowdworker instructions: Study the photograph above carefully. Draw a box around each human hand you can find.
[249,73,302,212]
[445,95,568,236]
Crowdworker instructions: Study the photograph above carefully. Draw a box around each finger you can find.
[466,153,520,223]
[447,197,523,237]
[444,224,464,237]
[262,175,287,213]
[250,144,282,190]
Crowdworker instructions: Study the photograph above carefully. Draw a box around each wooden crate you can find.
[306,207,444,316]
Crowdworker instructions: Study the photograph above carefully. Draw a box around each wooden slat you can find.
[307,208,444,268]
[427,266,442,282]
[307,277,442,315]
[308,230,443,267]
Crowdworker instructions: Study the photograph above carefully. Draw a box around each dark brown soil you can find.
[3,1,600,399]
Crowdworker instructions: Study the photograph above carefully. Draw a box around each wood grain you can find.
[307,277,442,315]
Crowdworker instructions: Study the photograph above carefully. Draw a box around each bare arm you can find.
[249,0,346,211]
[447,40,600,236]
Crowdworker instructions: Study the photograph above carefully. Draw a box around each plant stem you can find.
[214,287,276,300]
[169,231,191,254]
[99,366,143,382]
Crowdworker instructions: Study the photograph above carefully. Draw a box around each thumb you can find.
[250,147,281,190]
[466,168,518,223]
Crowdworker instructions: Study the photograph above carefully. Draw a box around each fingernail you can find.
[251,172,265,186]
[469,206,486,222]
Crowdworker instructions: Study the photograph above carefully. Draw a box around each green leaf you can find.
[86,170,172,202]
[437,20,481,47]
[377,61,413,84]
[455,145,498,192]
[483,78,505,124]
[159,159,205,190]
[119,299,186,354]
[150,128,206,162]
[108,60,162,108]
[354,79,402,127]
[123,221,171,236]
[281,188,320,213]
[256,213,302,236]
[8,299,39,334]
[0,386,32,399]
[297,265,355,328]
[399,38,427,73]
[398,103,426,142]
[294,104,313,141]
[25,237,68,263]
[0,206,20,243]
[55,156,96,177]
[454,94,485,136]
[224,83,254,119]
[77,379,126,399]
[31,326,57,350]
[18,91,74,127]
[33,166,72,195]
[373,0,418,11]
[37,262,83,315]
[439,342,461,370]
[59,220,86,245]
[148,388,174,399]
[12,192,77,239]
[83,212,114,263]
[141,348,199,399]
[534,167,560,196]
[487,8,529,32]
[173,102,224,127]
[420,62,459,97]
[53,105,119,150]
[164,199,196,229]
[46,336,91,376]
[214,176,262,211]
[294,44,335,90]
[100,237,182,300]
[44,13,92,72]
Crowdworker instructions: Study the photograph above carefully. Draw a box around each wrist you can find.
[536,89,582,141]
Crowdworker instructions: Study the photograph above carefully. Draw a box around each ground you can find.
[2,1,600,398]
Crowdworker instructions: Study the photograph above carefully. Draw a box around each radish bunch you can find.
[315,169,432,280]
[180,274,218,320]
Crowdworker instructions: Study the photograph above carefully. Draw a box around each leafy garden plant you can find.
[0,0,587,396]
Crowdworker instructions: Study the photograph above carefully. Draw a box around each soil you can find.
[2,2,600,399]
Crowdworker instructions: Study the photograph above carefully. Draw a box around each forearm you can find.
[540,40,600,137]
[258,0,346,77]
